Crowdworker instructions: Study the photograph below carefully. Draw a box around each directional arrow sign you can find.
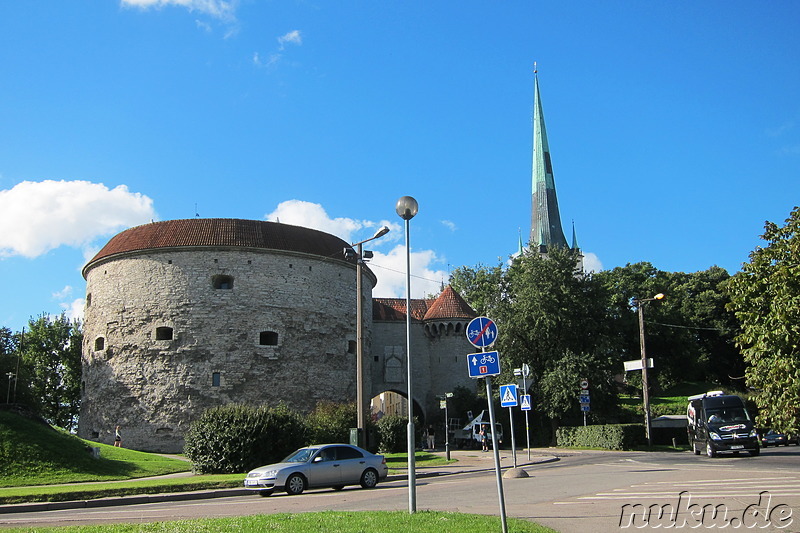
[500,384,518,407]
[466,350,501,378]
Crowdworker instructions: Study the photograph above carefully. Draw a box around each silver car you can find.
[244,443,388,496]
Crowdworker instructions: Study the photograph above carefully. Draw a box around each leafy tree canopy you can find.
[727,206,800,433]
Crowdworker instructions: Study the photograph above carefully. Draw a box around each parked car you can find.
[761,429,789,447]
[244,444,388,497]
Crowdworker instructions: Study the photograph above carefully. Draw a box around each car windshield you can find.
[282,448,319,463]
[706,407,750,423]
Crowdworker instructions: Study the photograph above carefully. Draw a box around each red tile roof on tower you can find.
[83,218,356,278]
[423,285,477,321]
[373,286,476,322]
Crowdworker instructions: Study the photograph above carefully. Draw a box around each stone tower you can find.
[78,218,370,452]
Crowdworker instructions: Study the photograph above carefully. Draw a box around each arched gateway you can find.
[78,219,478,452]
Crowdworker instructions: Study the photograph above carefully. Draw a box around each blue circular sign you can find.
[466,316,498,348]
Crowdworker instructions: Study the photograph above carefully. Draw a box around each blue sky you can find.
[1,1,798,333]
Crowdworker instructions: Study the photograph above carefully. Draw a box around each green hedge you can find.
[556,424,645,450]
[184,403,306,474]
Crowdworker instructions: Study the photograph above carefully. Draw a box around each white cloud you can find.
[278,30,302,50]
[265,200,401,245]
[265,200,445,298]
[441,220,457,232]
[369,246,449,299]
[120,0,237,21]
[61,298,86,324]
[52,286,73,300]
[583,252,603,274]
[0,180,157,258]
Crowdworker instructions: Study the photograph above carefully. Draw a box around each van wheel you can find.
[706,442,716,458]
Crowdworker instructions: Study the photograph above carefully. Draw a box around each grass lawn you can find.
[384,451,457,469]
[0,511,556,532]
[0,474,243,505]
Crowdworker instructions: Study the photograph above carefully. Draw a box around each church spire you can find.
[530,67,568,250]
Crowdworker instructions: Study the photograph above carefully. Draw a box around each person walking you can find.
[114,425,122,447]
[426,425,436,449]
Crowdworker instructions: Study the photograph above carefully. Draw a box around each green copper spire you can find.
[571,220,579,250]
[530,70,568,250]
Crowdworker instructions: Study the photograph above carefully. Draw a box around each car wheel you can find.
[749,447,760,457]
[332,485,345,491]
[360,468,379,489]
[285,473,306,495]
[258,489,274,497]
[706,442,716,458]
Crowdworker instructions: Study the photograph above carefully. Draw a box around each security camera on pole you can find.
[465,316,508,533]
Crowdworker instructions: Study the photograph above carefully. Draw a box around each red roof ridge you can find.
[422,285,477,321]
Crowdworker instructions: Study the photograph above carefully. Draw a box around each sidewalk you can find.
[0,448,559,515]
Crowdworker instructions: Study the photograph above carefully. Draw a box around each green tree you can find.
[727,206,800,433]
[19,314,82,430]
[493,247,619,432]
[595,264,742,393]
[449,263,504,316]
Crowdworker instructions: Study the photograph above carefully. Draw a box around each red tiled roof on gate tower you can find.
[373,285,476,322]
[423,285,476,321]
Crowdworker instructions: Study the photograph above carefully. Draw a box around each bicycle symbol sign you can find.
[466,350,501,378]
[466,316,498,348]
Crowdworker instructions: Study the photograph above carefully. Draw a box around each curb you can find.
[0,455,558,515]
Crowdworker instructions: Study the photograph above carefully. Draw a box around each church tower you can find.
[530,69,569,254]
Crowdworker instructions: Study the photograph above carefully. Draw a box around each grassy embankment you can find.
[0,410,451,504]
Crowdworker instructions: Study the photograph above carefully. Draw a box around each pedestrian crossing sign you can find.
[500,384,518,407]
[520,394,532,411]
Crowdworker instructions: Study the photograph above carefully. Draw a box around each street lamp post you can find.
[347,226,390,449]
[396,195,418,514]
[633,293,664,447]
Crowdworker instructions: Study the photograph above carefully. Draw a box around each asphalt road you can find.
[3,446,800,532]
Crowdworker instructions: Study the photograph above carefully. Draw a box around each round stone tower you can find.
[78,218,373,453]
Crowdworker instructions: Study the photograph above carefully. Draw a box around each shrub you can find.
[376,415,408,453]
[184,403,306,474]
[556,424,645,450]
[306,401,356,444]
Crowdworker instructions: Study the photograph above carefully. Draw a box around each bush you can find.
[184,403,306,474]
[306,401,356,444]
[556,424,645,450]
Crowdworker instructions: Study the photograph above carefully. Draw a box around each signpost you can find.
[500,384,518,467]
[465,317,507,533]
[580,378,590,426]
[515,363,532,461]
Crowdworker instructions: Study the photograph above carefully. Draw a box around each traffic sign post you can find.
[515,363,532,462]
[580,378,590,426]
[500,384,518,467]
[464,317,507,533]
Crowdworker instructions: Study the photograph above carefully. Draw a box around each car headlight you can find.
[709,432,721,441]
[260,470,278,478]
